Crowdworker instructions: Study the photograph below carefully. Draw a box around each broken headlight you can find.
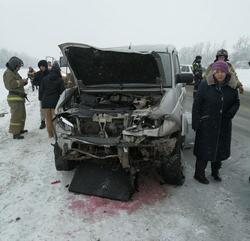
[58,116,74,132]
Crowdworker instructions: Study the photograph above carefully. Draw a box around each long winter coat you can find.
[40,69,65,109]
[33,69,49,101]
[192,75,240,162]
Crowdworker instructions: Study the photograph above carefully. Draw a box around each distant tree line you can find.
[179,36,250,68]
[0,48,38,68]
[1,37,250,69]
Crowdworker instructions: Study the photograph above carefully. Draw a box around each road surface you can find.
[0,85,249,241]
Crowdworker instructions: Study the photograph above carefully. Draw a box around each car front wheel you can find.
[159,134,185,185]
[54,142,75,171]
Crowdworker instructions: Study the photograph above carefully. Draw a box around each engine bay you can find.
[79,92,162,110]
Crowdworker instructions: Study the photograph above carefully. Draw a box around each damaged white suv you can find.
[54,43,192,198]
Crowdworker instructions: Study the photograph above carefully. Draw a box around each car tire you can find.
[159,134,185,185]
[54,142,75,171]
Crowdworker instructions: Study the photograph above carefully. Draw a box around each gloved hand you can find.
[23,78,28,86]
[23,92,29,102]
[239,85,244,94]
[19,92,27,98]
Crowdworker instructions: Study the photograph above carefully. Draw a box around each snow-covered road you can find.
[0,73,250,241]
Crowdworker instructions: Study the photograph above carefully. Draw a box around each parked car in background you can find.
[234,60,250,69]
[181,64,193,73]
[180,64,194,84]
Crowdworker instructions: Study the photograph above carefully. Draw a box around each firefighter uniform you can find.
[3,68,26,135]
[192,59,203,98]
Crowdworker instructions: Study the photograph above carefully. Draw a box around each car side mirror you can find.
[176,73,194,85]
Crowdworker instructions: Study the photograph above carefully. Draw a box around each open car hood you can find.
[59,43,161,90]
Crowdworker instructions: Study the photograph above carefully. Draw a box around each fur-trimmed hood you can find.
[206,71,238,89]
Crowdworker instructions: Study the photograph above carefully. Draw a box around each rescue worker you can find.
[192,55,203,98]
[27,66,36,91]
[3,57,28,139]
[40,61,65,138]
[33,60,49,129]
[204,49,244,94]
[192,61,240,184]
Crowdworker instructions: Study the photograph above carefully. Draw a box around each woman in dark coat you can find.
[40,62,65,138]
[192,60,240,184]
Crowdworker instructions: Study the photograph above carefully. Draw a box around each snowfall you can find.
[0,68,250,241]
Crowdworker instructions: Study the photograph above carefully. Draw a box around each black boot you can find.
[211,169,222,182]
[20,129,28,134]
[194,174,209,184]
[211,161,222,182]
[13,134,24,139]
[212,173,222,182]
[39,120,46,129]
[194,159,209,184]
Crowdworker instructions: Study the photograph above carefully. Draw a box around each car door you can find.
[172,53,193,141]
[173,53,185,105]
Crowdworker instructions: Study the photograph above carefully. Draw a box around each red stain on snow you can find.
[68,177,167,216]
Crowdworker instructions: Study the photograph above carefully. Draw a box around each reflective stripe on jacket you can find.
[7,95,24,102]
[10,122,23,126]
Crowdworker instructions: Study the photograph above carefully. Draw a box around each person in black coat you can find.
[40,61,65,138]
[33,60,50,129]
[192,60,240,184]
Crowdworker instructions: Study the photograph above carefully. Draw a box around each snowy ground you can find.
[236,69,250,91]
[0,69,250,241]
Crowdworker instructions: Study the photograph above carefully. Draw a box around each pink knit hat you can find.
[212,60,229,73]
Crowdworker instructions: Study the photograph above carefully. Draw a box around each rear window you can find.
[181,65,192,73]
[181,65,189,72]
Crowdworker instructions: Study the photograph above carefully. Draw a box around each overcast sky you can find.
[0,0,249,60]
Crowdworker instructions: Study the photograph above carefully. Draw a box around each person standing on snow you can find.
[192,61,240,184]
[40,62,65,138]
[204,49,244,94]
[192,55,203,98]
[3,57,28,139]
[33,60,49,129]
